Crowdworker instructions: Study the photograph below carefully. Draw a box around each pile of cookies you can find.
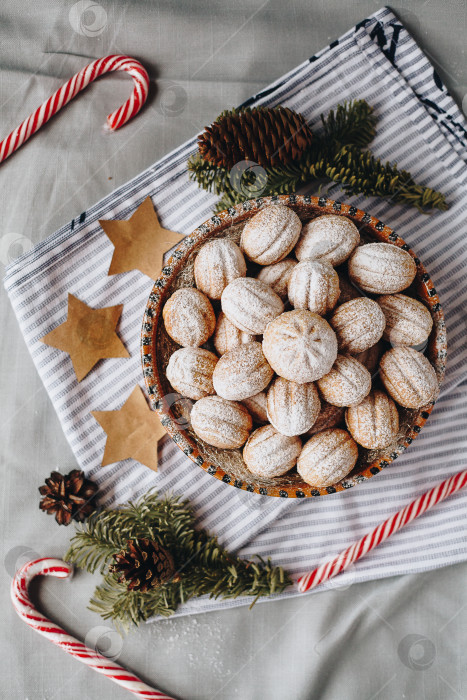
[162,204,437,489]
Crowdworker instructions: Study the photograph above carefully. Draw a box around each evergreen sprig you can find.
[324,145,448,211]
[320,100,377,148]
[187,100,448,213]
[65,491,292,632]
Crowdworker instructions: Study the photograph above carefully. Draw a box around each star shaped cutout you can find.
[99,196,184,280]
[91,385,166,471]
[40,294,130,382]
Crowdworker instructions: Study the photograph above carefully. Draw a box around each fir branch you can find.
[89,552,290,632]
[65,491,195,574]
[67,491,292,630]
[325,144,448,212]
[193,140,447,213]
[187,153,231,196]
[188,99,447,213]
[210,141,334,212]
[89,574,181,633]
[263,141,331,192]
[65,510,138,574]
[321,100,377,149]
[264,142,448,211]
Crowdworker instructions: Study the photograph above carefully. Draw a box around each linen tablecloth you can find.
[5,6,467,617]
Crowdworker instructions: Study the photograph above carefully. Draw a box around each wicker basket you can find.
[141,195,446,498]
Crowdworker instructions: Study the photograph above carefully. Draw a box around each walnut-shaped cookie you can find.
[243,425,302,478]
[194,238,246,299]
[288,259,340,315]
[163,287,216,347]
[221,277,284,335]
[190,396,252,449]
[262,310,338,384]
[317,354,371,407]
[266,376,321,437]
[295,214,360,265]
[329,297,386,354]
[348,242,417,294]
[240,204,302,265]
[346,390,399,449]
[256,258,297,301]
[379,347,438,409]
[166,347,218,400]
[213,312,255,355]
[212,341,274,401]
[377,293,433,346]
[297,429,358,488]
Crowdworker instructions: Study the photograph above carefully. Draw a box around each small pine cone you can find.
[110,538,179,593]
[198,107,313,169]
[39,469,98,526]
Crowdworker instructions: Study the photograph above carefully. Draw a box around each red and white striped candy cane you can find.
[11,557,175,699]
[297,468,467,593]
[0,55,149,164]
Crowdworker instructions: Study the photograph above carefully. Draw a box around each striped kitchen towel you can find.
[4,6,467,617]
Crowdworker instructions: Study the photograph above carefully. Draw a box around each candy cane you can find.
[0,55,149,164]
[297,469,467,593]
[11,557,175,699]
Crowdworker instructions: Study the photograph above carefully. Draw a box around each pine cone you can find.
[110,538,179,593]
[198,107,313,169]
[39,469,98,526]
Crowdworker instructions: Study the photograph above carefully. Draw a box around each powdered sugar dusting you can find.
[213,311,255,355]
[166,347,218,400]
[256,258,297,300]
[213,341,274,400]
[240,204,302,265]
[190,395,252,449]
[262,310,338,383]
[377,293,433,346]
[288,258,340,315]
[221,277,284,334]
[330,297,386,354]
[346,389,399,449]
[194,238,246,299]
[295,214,360,265]
[317,354,371,407]
[348,242,417,294]
[379,346,438,408]
[297,428,358,487]
[243,424,302,477]
[266,376,320,436]
[163,287,216,347]
[150,616,232,680]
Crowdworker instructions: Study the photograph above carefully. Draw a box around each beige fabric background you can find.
[1,2,466,698]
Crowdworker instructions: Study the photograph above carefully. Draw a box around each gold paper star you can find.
[91,385,166,471]
[99,196,184,280]
[40,294,129,382]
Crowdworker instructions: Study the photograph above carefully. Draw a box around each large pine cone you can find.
[110,538,178,593]
[39,469,98,526]
[198,107,313,169]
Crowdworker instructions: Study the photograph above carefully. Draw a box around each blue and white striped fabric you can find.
[4,7,467,617]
